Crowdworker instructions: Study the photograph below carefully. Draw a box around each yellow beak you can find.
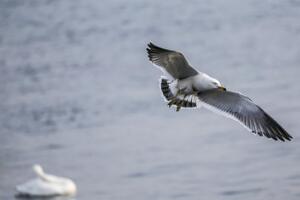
[218,86,227,91]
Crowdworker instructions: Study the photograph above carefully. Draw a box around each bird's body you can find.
[147,42,292,141]
[177,73,222,94]
[16,165,76,197]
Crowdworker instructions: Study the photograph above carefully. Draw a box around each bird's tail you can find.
[160,77,175,101]
[159,77,197,108]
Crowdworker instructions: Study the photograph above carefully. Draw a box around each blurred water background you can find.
[0,0,300,199]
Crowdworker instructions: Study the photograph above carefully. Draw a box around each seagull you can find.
[146,42,292,141]
[16,164,77,197]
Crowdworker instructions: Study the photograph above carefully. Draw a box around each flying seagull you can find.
[146,42,292,141]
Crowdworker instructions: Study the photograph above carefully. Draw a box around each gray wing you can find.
[197,89,292,141]
[147,42,198,79]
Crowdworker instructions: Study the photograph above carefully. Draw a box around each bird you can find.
[16,164,77,197]
[146,42,292,141]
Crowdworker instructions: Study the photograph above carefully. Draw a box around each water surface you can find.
[0,0,300,199]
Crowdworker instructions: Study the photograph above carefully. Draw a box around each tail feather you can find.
[160,78,174,101]
[159,77,197,108]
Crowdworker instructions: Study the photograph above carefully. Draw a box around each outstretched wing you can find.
[197,89,292,141]
[147,42,198,79]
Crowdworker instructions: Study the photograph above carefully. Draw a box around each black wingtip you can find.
[147,42,155,51]
[147,42,157,49]
[147,42,159,52]
[253,129,291,142]
[146,42,173,53]
[146,42,165,62]
[254,107,293,142]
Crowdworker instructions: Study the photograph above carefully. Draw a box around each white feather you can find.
[16,164,77,197]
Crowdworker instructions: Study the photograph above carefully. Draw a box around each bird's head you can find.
[33,164,44,176]
[212,80,226,91]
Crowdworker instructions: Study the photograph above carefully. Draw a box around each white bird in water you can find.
[16,164,77,197]
[147,42,292,141]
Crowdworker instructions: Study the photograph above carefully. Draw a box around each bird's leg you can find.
[168,98,177,107]
[167,93,182,109]
[174,91,189,112]
[176,96,188,112]
[167,87,188,111]
[167,88,183,106]
[176,105,181,112]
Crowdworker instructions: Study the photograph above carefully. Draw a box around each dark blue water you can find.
[1,0,300,199]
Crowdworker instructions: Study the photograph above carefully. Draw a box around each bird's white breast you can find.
[177,73,219,93]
